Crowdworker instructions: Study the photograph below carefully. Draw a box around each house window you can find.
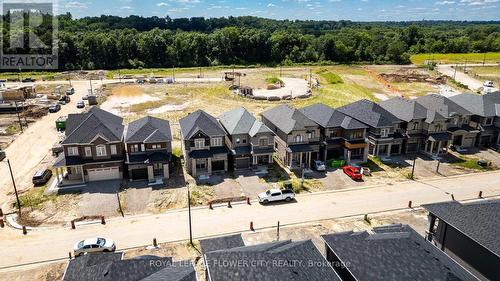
[211,137,222,147]
[85,147,92,157]
[110,145,117,155]
[435,124,442,132]
[151,144,161,149]
[412,123,419,130]
[242,138,247,144]
[350,131,364,139]
[67,147,79,156]
[195,139,205,149]
[259,137,268,146]
[196,159,206,169]
[96,145,107,157]
[380,128,390,137]
[295,135,303,143]
[307,131,315,139]
[131,144,140,153]
[485,118,493,125]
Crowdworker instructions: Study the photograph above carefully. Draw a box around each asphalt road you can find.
[1,171,499,270]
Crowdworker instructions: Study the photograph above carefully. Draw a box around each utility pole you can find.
[89,78,93,95]
[14,101,23,133]
[411,153,416,180]
[18,67,22,82]
[277,221,280,241]
[172,66,175,83]
[188,185,193,246]
[453,63,458,80]
[7,159,21,215]
[436,157,441,174]
[68,72,72,87]
[309,68,312,87]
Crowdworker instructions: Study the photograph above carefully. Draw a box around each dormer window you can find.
[211,137,222,147]
[67,147,79,156]
[485,118,493,125]
[380,128,390,137]
[195,139,205,149]
[96,145,107,157]
[295,135,303,142]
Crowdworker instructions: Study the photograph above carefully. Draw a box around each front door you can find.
[453,135,463,146]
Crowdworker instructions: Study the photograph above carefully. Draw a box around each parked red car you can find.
[343,165,362,180]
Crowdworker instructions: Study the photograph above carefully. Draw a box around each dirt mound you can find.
[22,105,48,119]
[111,85,144,98]
[379,70,447,84]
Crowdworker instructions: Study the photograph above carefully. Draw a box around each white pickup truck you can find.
[258,188,295,204]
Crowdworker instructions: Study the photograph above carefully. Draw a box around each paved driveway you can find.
[78,180,121,217]
[234,171,271,197]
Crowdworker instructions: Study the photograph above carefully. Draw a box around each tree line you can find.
[3,14,500,70]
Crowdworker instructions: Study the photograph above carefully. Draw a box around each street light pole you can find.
[187,185,193,246]
[411,153,417,180]
[6,159,21,215]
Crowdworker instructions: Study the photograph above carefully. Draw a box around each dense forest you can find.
[3,14,500,70]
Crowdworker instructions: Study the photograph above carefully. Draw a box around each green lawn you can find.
[410,52,500,65]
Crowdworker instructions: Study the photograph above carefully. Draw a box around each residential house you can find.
[261,105,321,169]
[416,94,479,149]
[449,92,500,148]
[218,107,275,170]
[337,99,405,158]
[201,234,342,281]
[300,103,369,163]
[124,116,172,182]
[321,224,478,281]
[179,110,229,177]
[423,199,500,281]
[53,107,125,185]
[63,252,196,281]
[380,97,452,156]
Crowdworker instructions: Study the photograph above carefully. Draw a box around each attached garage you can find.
[130,168,148,180]
[87,167,120,181]
[235,157,250,169]
[212,160,225,171]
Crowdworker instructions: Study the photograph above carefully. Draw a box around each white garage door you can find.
[87,167,120,181]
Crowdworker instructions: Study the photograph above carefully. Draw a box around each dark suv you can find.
[32,169,52,186]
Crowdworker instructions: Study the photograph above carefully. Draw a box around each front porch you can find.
[424,133,452,157]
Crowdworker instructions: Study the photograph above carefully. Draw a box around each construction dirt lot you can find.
[0,208,430,281]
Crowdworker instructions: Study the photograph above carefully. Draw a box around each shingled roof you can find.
[63,253,196,281]
[449,92,500,117]
[336,99,402,128]
[179,110,226,140]
[415,94,472,120]
[300,103,368,130]
[199,234,245,254]
[125,116,172,143]
[63,107,124,144]
[261,104,318,134]
[322,224,478,281]
[423,199,500,257]
[204,239,341,281]
[218,107,272,136]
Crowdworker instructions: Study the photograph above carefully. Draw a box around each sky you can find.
[56,0,500,21]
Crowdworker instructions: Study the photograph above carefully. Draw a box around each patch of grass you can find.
[5,124,21,135]
[410,52,500,65]
[449,79,469,90]
[450,156,494,171]
[319,72,344,84]
[190,186,214,206]
[172,147,183,158]
[15,187,56,209]
[265,76,283,84]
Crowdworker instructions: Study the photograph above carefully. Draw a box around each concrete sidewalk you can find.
[1,170,500,269]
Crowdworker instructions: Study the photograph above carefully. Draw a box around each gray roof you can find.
[449,92,500,117]
[415,94,472,120]
[300,103,368,130]
[199,234,245,254]
[261,105,318,134]
[125,116,172,143]
[337,99,402,128]
[204,239,341,281]
[179,110,226,140]
[379,97,429,122]
[63,107,124,144]
[423,199,500,256]
[219,107,273,136]
[322,224,478,281]
[63,253,196,281]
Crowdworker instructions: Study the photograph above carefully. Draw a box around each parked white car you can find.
[258,188,295,204]
[483,80,494,88]
[74,237,116,257]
